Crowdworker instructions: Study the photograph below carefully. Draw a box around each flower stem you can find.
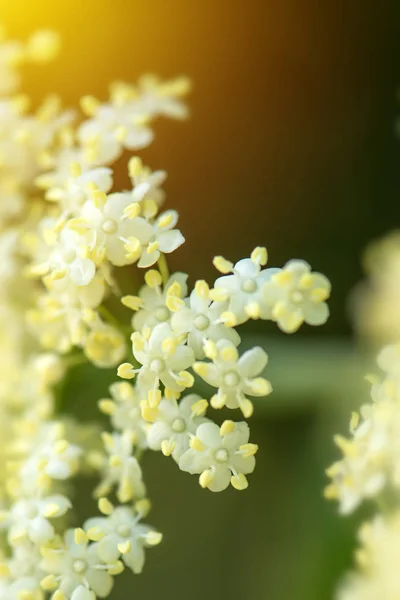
[157,254,170,285]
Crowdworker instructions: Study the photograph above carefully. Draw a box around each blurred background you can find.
[2,0,400,598]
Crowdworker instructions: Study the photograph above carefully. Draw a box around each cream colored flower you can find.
[193,340,271,417]
[179,421,257,491]
[263,259,331,333]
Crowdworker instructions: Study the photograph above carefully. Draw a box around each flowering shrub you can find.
[0,28,331,599]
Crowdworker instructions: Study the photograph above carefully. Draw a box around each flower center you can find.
[150,358,165,373]
[155,307,170,322]
[73,559,87,574]
[223,371,240,387]
[172,418,186,433]
[215,448,228,463]
[117,524,131,538]
[194,314,210,331]
[62,248,76,264]
[102,218,118,234]
[241,279,257,293]
[291,291,303,304]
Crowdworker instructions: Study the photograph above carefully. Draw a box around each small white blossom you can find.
[84,322,126,368]
[46,227,96,287]
[78,89,154,165]
[171,285,240,358]
[85,505,161,574]
[179,421,257,492]
[136,210,184,269]
[129,272,188,332]
[214,251,279,324]
[18,422,81,494]
[193,340,271,417]
[96,431,146,502]
[27,277,106,354]
[147,394,208,461]
[5,495,71,546]
[131,323,195,395]
[100,382,148,449]
[134,74,191,119]
[80,192,153,267]
[0,576,43,600]
[45,164,113,215]
[128,156,166,215]
[40,529,115,599]
[263,259,331,333]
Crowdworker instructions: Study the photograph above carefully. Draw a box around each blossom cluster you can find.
[0,28,331,599]
[337,513,400,600]
[351,231,400,347]
[326,343,400,599]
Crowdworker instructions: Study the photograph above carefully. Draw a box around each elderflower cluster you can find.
[325,343,400,514]
[336,513,400,600]
[351,231,400,346]
[0,26,331,599]
[326,343,400,599]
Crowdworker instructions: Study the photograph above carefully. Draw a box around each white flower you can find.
[47,227,96,287]
[128,156,166,215]
[263,259,331,333]
[80,192,153,267]
[101,382,148,449]
[84,323,126,368]
[0,576,43,600]
[131,323,195,395]
[179,421,257,492]
[78,89,154,165]
[45,164,113,215]
[41,529,114,599]
[134,74,190,119]
[19,423,81,493]
[96,431,146,503]
[193,340,271,417]
[214,252,279,324]
[85,506,161,574]
[5,495,71,546]
[147,394,208,461]
[171,286,240,359]
[27,277,106,353]
[136,210,184,268]
[130,272,188,332]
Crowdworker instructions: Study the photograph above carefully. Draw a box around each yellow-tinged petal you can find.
[161,439,176,456]
[199,469,214,488]
[231,473,248,490]
[190,437,205,452]
[213,256,233,274]
[191,398,208,416]
[239,443,258,458]
[220,420,235,436]
[98,497,114,515]
[74,528,88,545]
[117,363,136,380]
[251,246,268,266]
[145,269,162,288]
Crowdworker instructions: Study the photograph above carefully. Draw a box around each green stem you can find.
[157,253,170,286]
[63,353,87,368]
[98,305,121,327]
